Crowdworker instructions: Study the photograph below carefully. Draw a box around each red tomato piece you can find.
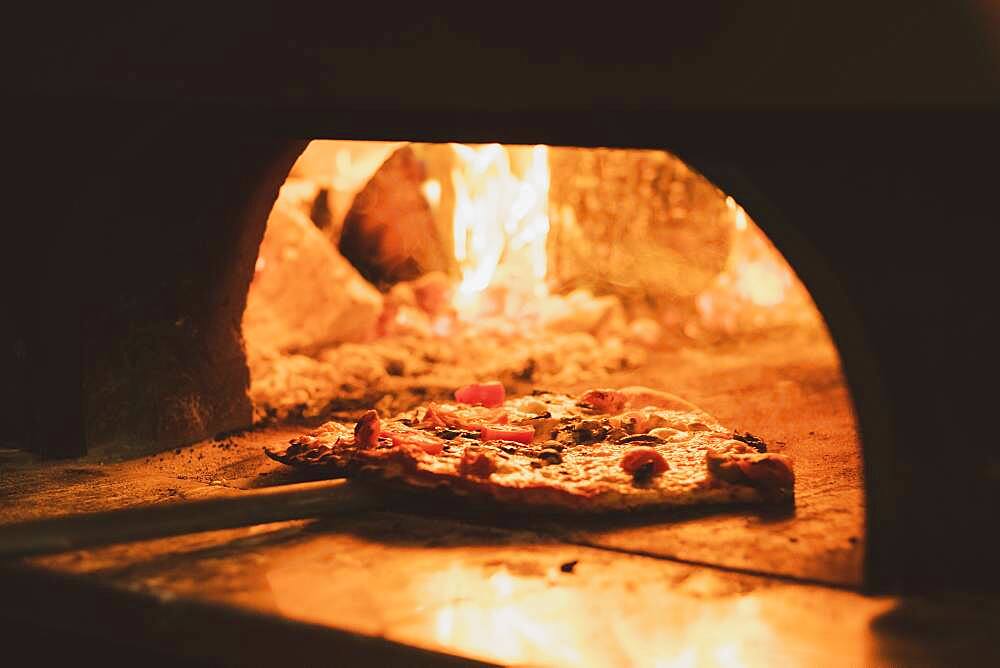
[620,446,670,475]
[454,381,506,408]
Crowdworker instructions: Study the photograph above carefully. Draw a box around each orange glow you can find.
[693,196,809,334]
[330,141,404,192]
[411,561,777,667]
[421,178,442,209]
[258,545,887,668]
[734,260,790,308]
[725,197,793,308]
[448,143,550,317]
[422,563,585,665]
[262,139,816,360]
[441,145,801,332]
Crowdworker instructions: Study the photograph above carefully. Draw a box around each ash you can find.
[249,316,652,424]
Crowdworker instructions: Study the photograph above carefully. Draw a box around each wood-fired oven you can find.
[1,4,998,665]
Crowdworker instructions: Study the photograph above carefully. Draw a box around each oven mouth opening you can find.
[245,140,837,422]
[241,139,864,587]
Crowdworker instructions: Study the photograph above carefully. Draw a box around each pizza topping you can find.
[354,410,381,450]
[615,410,657,434]
[454,381,506,408]
[480,424,534,444]
[425,402,509,430]
[524,414,561,441]
[619,433,667,445]
[622,412,642,432]
[580,387,703,414]
[538,448,563,465]
[571,420,608,444]
[620,446,670,477]
[605,426,629,441]
[381,423,446,455]
[618,387,704,412]
[632,462,657,484]
[732,431,768,453]
[459,447,498,478]
[648,427,684,441]
[517,398,550,414]
[289,421,355,448]
[577,389,627,413]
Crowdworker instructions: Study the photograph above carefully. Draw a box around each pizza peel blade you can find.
[0,478,384,559]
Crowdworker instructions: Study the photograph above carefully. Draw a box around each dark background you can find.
[0,2,998,595]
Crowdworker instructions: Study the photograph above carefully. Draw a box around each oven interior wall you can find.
[77,135,307,454]
[1,117,306,457]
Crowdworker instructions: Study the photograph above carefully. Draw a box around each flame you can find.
[449,144,550,316]
[441,146,799,334]
[733,260,790,308]
[724,197,793,308]
[693,196,808,335]
[421,179,442,209]
[728,196,748,231]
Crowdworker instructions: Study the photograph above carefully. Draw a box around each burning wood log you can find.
[0,479,382,558]
[339,145,452,287]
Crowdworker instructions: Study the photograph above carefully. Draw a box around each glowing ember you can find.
[449,144,550,317]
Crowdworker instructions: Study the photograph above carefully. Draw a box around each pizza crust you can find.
[265,386,794,513]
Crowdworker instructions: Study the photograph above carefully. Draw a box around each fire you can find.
[734,260,790,308]
[693,196,808,334]
[436,143,808,339]
[449,144,551,316]
[725,197,793,308]
[441,145,802,334]
[247,140,835,424]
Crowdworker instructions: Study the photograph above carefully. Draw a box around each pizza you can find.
[264,382,794,513]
